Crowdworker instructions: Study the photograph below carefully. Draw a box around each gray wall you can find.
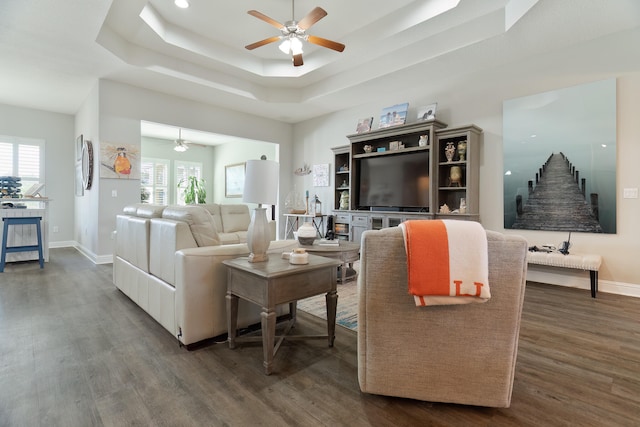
[0,102,75,247]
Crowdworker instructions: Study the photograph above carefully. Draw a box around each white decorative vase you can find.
[340,190,349,210]
[445,142,456,162]
[297,222,316,245]
[457,140,467,161]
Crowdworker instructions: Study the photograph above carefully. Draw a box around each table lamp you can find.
[243,158,279,262]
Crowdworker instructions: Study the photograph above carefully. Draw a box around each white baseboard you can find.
[50,241,113,264]
[49,240,76,248]
[526,267,640,298]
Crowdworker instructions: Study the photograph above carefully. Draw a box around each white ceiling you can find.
[1,0,639,143]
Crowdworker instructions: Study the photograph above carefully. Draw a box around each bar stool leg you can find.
[36,218,44,268]
[0,219,9,272]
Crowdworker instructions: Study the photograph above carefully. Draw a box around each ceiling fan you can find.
[173,128,189,152]
[245,1,345,67]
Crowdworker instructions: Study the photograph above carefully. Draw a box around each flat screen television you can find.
[357,152,429,210]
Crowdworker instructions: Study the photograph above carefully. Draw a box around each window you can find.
[140,158,169,204]
[0,136,45,196]
[175,161,202,205]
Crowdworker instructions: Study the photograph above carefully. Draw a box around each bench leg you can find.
[590,270,598,298]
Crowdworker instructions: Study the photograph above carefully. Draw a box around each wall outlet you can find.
[53,226,59,233]
[623,188,638,199]
[112,190,118,197]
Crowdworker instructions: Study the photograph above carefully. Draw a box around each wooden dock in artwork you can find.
[512,153,602,232]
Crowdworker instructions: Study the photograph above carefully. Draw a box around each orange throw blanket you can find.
[399,220,490,306]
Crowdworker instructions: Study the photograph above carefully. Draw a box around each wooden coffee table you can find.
[224,254,341,375]
[302,241,360,284]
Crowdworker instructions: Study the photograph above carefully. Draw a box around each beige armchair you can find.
[357,227,528,408]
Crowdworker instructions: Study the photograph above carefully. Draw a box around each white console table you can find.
[0,198,50,263]
[283,213,326,239]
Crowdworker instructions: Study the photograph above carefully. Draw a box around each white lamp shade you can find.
[243,159,279,205]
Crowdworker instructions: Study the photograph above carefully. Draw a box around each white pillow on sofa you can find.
[162,205,221,247]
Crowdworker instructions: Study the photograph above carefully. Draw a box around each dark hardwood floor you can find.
[1,248,639,426]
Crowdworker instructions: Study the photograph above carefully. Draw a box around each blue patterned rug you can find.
[297,265,358,332]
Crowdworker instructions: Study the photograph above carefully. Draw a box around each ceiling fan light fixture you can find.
[174,128,189,151]
[174,0,189,9]
[290,37,303,55]
[278,39,291,54]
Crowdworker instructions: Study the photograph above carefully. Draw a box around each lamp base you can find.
[247,207,271,263]
[248,252,269,263]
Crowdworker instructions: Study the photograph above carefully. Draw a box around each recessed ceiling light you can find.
[174,0,189,9]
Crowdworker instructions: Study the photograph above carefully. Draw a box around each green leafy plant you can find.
[178,176,207,204]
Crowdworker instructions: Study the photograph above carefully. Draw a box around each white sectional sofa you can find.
[113,203,297,347]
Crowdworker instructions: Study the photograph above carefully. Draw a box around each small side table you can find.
[224,254,341,375]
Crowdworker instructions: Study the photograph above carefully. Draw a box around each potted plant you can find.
[178,176,207,204]
[140,187,150,203]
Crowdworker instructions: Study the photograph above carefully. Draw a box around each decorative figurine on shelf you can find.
[340,190,349,210]
[363,145,373,153]
[459,198,467,214]
[419,135,428,147]
[439,203,451,214]
[445,142,456,162]
[449,166,462,187]
[457,140,467,161]
[341,179,347,188]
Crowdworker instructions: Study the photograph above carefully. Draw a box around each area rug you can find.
[297,262,358,332]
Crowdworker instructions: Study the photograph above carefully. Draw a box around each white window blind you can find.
[0,136,45,196]
[175,161,202,205]
[140,157,169,205]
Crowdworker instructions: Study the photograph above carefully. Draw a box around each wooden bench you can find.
[527,251,602,298]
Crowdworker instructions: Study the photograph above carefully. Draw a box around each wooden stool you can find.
[1,216,44,272]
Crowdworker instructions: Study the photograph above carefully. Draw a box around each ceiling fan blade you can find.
[245,36,281,50]
[247,10,285,30]
[293,53,304,67]
[307,35,345,52]
[297,7,327,30]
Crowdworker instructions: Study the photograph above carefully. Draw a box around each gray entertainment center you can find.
[332,119,482,242]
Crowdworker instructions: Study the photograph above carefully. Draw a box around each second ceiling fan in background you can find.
[245,1,345,66]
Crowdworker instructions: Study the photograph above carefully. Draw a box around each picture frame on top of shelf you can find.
[417,103,437,121]
[356,117,373,133]
[378,103,409,128]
